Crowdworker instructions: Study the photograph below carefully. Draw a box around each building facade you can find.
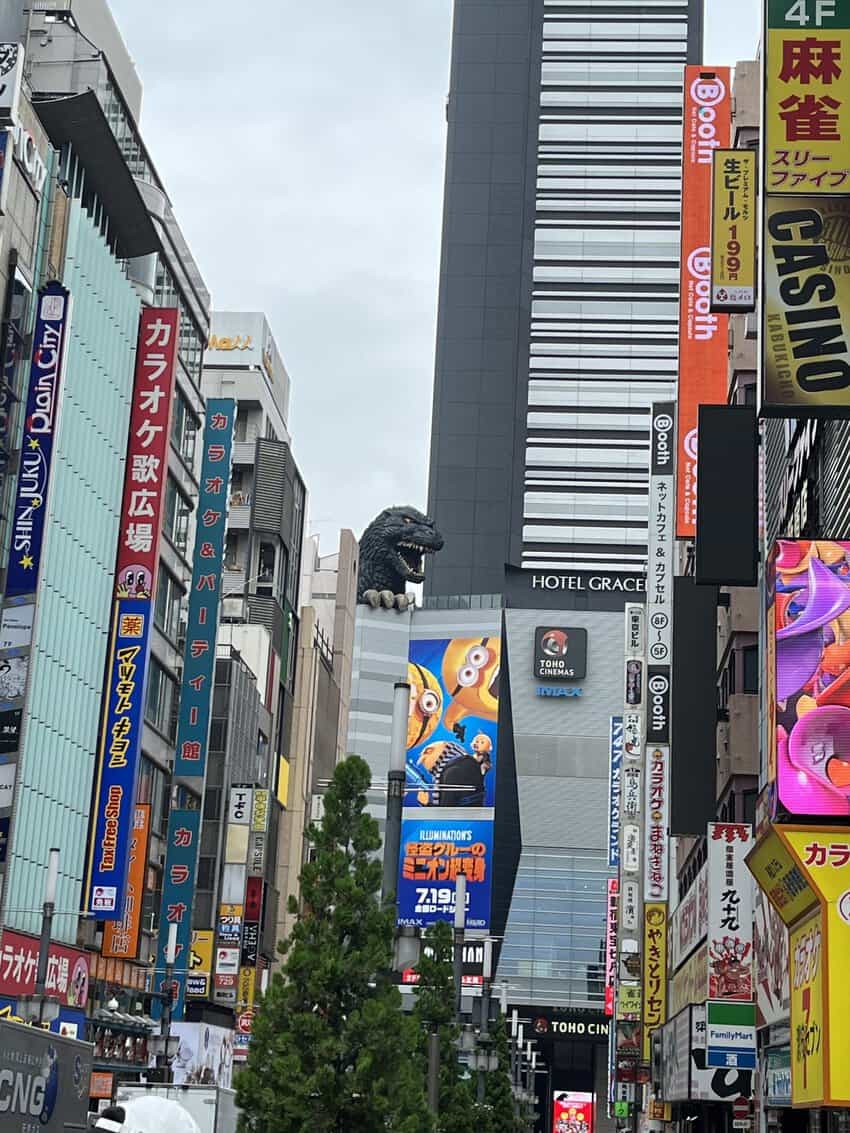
[426,0,704,595]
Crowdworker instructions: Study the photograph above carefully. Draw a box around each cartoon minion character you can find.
[441,636,500,740]
[407,661,443,749]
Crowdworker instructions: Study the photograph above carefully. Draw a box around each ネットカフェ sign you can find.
[533,627,588,681]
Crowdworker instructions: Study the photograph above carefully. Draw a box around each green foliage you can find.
[484,1018,524,1133]
[412,920,477,1133]
[235,756,430,1133]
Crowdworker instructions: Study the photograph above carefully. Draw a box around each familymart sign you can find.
[706,1001,756,1070]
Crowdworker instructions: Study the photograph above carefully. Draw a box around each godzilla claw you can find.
[396,593,414,612]
[380,589,395,608]
[363,589,381,608]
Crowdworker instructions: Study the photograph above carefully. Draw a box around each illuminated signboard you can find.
[710,149,756,312]
[770,540,850,815]
[675,66,731,538]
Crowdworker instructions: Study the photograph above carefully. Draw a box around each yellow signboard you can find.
[238,966,256,1010]
[711,149,756,311]
[251,789,270,832]
[669,943,707,1018]
[191,930,214,974]
[186,929,214,999]
[790,910,824,1106]
[617,983,641,1021]
[746,827,817,927]
[765,0,850,195]
[763,196,850,413]
[642,904,667,1060]
[778,827,850,1104]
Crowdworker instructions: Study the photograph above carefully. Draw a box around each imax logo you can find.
[537,686,583,699]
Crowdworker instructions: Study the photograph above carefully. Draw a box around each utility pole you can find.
[34,847,59,1026]
[381,681,409,904]
[476,937,493,1103]
[453,872,467,1022]
[157,922,178,1082]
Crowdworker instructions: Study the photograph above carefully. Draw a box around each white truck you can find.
[114,1085,239,1133]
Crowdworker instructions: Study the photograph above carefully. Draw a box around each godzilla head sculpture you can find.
[357,506,444,611]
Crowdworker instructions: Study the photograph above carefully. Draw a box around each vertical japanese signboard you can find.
[675,67,731,538]
[86,307,178,919]
[608,717,622,869]
[710,150,757,312]
[5,282,71,598]
[642,903,667,1060]
[0,282,71,885]
[762,1,850,413]
[605,879,618,1016]
[644,746,669,902]
[765,0,850,195]
[102,804,150,960]
[155,807,201,1020]
[156,399,235,1020]
[707,823,754,1001]
[778,827,850,1104]
[789,909,824,1105]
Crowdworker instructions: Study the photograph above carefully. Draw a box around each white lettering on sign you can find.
[531,574,646,593]
[0,1068,46,1115]
[690,73,727,164]
[9,122,47,194]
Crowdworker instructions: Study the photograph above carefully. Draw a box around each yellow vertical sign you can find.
[238,966,256,1010]
[765,0,850,195]
[642,903,667,1060]
[711,149,756,311]
[790,910,824,1105]
[782,829,850,1104]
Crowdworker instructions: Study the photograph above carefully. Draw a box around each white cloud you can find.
[108,0,759,550]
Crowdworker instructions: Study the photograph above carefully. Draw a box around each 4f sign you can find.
[784,0,837,24]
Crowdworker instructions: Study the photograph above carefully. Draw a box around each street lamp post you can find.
[453,873,467,1023]
[475,937,493,1104]
[381,681,409,904]
[156,922,178,1082]
[33,847,59,1026]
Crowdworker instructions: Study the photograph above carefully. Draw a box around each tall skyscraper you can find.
[427,0,704,595]
[423,2,704,1118]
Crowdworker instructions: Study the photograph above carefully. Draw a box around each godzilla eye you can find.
[466,646,490,669]
[419,691,440,714]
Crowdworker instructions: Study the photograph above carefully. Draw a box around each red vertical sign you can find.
[605,878,618,1016]
[114,307,179,599]
[675,67,731,538]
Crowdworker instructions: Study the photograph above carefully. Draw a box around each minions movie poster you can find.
[406,636,500,810]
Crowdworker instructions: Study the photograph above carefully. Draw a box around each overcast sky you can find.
[108,0,761,550]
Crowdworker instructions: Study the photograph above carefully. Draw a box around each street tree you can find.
[411,919,478,1133]
[485,1017,525,1132]
[235,755,430,1132]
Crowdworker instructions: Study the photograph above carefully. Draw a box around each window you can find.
[137,757,168,838]
[171,388,199,467]
[163,475,191,555]
[197,855,217,891]
[145,660,177,739]
[257,542,275,596]
[742,645,759,694]
[154,569,183,644]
